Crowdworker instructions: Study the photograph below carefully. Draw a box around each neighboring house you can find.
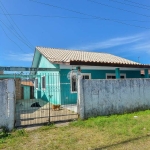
[31,46,150,105]
[21,81,34,100]
[0,75,34,100]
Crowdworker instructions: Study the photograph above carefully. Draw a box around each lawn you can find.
[1,110,150,150]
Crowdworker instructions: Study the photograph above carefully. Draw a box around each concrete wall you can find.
[78,77,150,119]
[0,79,15,130]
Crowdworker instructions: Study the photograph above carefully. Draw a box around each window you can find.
[71,74,77,92]
[35,78,38,89]
[42,76,46,89]
[107,75,116,79]
[70,73,91,93]
[141,70,144,76]
[82,73,91,79]
[106,74,126,79]
[83,75,90,79]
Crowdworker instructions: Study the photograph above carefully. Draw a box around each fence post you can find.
[48,74,51,124]
[77,75,85,119]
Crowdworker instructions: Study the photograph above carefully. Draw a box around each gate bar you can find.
[0,67,59,71]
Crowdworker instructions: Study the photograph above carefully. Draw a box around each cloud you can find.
[7,53,34,61]
[132,42,150,52]
[70,32,148,51]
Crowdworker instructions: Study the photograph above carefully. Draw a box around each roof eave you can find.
[70,60,150,69]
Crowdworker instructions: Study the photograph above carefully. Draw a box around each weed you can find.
[0,127,10,139]
[16,129,27,137]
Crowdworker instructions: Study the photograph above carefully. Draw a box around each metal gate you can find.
[0,67,78,127]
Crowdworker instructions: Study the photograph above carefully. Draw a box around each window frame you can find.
[41,76,46,90]
[70,73,77,93]
[82,73,91,79]
[106,73,126,79]
[70,73,91,93]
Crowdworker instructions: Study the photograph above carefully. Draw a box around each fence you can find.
[14,73,78,127]
[78,77,150,119]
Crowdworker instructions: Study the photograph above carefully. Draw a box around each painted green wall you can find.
[60,69,77,105]
[35,55,61,104]
[22,85,30,100]
[81,70,143,79]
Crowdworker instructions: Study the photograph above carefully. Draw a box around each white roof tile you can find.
[36,46,139,65]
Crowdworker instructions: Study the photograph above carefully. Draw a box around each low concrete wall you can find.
[0,79,15,130]
[78,78,150,119]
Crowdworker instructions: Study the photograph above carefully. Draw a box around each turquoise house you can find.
[31,46,150,105]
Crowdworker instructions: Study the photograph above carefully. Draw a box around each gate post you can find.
[77,75,85,119]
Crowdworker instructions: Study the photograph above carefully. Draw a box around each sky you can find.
[0,0,150,67]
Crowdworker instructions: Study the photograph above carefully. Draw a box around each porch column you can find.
[115,68,120,79]
[144,69,149,78]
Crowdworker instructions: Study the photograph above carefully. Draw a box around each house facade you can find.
[31,46,149,105]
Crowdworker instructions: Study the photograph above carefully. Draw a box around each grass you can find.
[1,110,150,149]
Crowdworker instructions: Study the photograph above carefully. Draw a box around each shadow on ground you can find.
[94,134,150,150]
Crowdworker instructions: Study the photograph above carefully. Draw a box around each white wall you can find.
[78,78,150,119]
[0,79,15,130]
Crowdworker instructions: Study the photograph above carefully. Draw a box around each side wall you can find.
[35,55,61,104]
[0,79,15,130]
[78,78,150,119]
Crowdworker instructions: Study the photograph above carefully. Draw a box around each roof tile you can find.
[36,46,139,65]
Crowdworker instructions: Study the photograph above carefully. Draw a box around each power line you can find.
[0,2,34,50]
[29,0,150,29]
[87,0,150,18]
[0,24,27,53]
[124,0,150,8]
[0,19,34,51]
[110,0,150,10]
[0,1,34,51]
[0,13,150,22]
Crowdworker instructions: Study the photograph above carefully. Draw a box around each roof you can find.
[36,46,139,66]
[21,81,33,86]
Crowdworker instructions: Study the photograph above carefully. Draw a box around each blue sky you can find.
[0,0,150,67]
